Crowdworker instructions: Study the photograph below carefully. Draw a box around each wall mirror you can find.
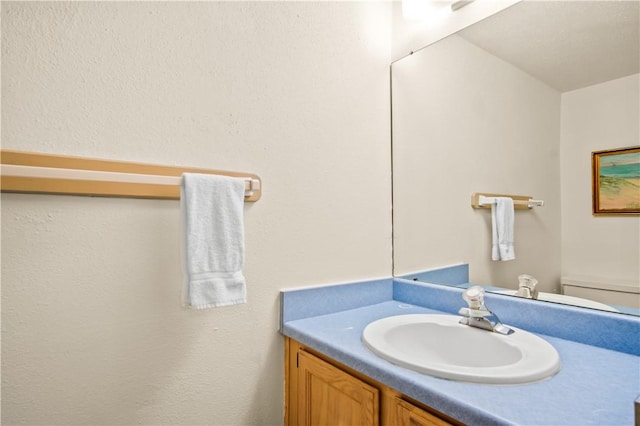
[391,0,639,315]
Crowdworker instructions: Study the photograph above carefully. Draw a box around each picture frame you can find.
[592,146,640,215]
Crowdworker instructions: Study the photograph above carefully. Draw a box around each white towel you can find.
[491,197,515,261]
[181,173,246,309]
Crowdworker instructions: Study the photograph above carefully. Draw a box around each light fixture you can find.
[402,0,474,23]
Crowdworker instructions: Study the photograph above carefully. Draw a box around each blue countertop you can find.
[280,278,640,426]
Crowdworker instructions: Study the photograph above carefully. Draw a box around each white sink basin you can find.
[495,290,619,312]
[362,314,560,384]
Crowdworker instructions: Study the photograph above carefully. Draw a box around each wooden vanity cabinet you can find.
[285,338,459,426]
[296,349,379,425]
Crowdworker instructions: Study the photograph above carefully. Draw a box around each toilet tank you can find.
[561,276,640,309]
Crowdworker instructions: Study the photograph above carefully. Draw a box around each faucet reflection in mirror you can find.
[515,274,538,299]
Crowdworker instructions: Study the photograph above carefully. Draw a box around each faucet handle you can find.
[462,286,486,310]
[518,274,538,289]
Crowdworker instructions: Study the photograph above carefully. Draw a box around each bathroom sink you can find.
[362,314,560,384]
[495,290,619,312]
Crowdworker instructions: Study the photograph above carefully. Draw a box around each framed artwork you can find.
[592,146,640,215]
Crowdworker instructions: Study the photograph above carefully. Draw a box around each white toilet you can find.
[561,276,640,309]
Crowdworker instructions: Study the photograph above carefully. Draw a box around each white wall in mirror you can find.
[392,33,562,293]
[561,74,640,294]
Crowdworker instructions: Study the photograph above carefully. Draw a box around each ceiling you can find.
[457,0,640,92]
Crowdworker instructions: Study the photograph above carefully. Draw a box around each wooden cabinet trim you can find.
[396,398,457,426]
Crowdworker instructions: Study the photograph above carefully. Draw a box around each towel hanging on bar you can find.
[491,197,515,261]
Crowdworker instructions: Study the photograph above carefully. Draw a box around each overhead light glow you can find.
[402,0,471,24]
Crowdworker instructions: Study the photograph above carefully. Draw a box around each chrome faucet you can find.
[515,274,539,299]
[458,286,514,335]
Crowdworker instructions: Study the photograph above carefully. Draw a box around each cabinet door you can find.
[297,350,379,426]
[396,398,453,426]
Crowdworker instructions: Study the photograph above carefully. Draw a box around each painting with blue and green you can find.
[600,151,640,178]
[598,150,640,211]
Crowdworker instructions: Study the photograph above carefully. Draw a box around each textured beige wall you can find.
[1,2,392,424]
[560,74,640,286]
[392,34,562,292]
